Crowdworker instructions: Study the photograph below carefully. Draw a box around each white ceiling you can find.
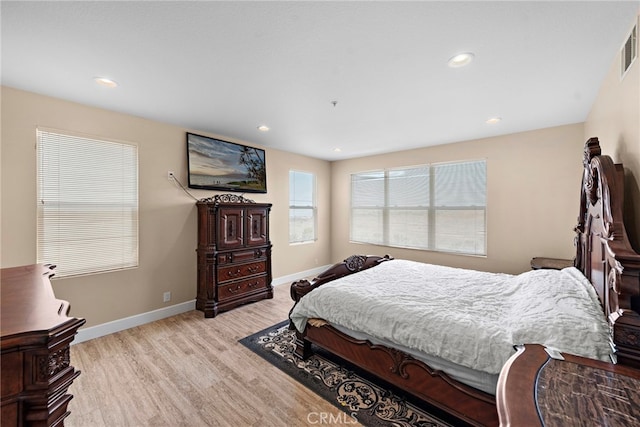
[2,1,638,160]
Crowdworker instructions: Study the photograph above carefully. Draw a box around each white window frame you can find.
[289,170,317,244]
[350,160,486,256]
[36,128,139,278]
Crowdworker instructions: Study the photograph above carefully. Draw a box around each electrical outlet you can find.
[163,291,171,302]
[167,171,175,180]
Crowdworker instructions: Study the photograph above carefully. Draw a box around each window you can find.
[37,129,139,277]
[351,160,486,256]
[289,170,316,243]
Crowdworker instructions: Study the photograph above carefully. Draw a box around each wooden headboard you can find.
[574,137,640,368]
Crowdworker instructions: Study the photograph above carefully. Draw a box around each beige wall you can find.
[330,123,586,274]
[0,87,331,327]
[585,12,640,251]
[3,8,637,329]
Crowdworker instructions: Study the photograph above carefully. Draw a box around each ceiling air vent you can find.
[621,23,637,78]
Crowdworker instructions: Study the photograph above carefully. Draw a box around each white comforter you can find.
[289,259,612,374]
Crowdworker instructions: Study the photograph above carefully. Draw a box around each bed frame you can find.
[289,138,640,426]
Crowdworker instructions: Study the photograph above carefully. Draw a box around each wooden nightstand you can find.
[496,344,640,426]
[530,257,573,270]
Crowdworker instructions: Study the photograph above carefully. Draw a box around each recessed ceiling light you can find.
[94,77,118,88]
[447,52,475,68]
[333,148,342,152]
[485,117,502,124]
[257,125,270,132]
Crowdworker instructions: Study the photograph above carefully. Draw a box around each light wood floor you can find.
[67,284,364,427]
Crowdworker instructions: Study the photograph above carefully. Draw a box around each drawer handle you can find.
[247,266,261,273]
[248,281,260,288]
[227,285,242,294]
[227,269,241,278]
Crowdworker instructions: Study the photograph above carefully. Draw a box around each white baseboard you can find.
[74,265,331,344]
[74,300,196,344]
[271,264,331,286]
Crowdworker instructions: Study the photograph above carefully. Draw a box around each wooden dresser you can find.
[497,344,640,426]
[196,194,273,318]
[1,264,85,426]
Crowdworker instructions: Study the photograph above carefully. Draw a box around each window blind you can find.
[37,129,139,277]
[351,160,486,256]
[350,171,385,245]
[432,161,486,255]
[289,170,317,243]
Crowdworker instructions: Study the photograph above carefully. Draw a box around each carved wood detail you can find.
[198,193,255,205]
[575,137,640,367]
[36,347,71,381]
[344,255,367,272]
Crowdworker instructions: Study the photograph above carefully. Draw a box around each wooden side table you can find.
[530,257,573,270]
[496,344,640,426]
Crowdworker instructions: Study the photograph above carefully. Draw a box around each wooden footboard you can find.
[299,322,498,427]
[289,254,498,426]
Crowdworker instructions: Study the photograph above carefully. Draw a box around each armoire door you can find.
[246,207,268,246]
[218,207,244,249]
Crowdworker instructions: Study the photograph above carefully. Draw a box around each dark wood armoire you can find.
[196,194,273,318]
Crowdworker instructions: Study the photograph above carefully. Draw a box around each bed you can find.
[288,137,640,427]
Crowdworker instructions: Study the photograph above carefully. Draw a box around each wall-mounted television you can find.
[186,132,267,193]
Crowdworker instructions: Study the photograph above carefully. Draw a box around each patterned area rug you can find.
[239,321,454,427]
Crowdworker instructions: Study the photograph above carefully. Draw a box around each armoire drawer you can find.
[217,261,267,283]
[218,275,268,301]
[217,248,267,265]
